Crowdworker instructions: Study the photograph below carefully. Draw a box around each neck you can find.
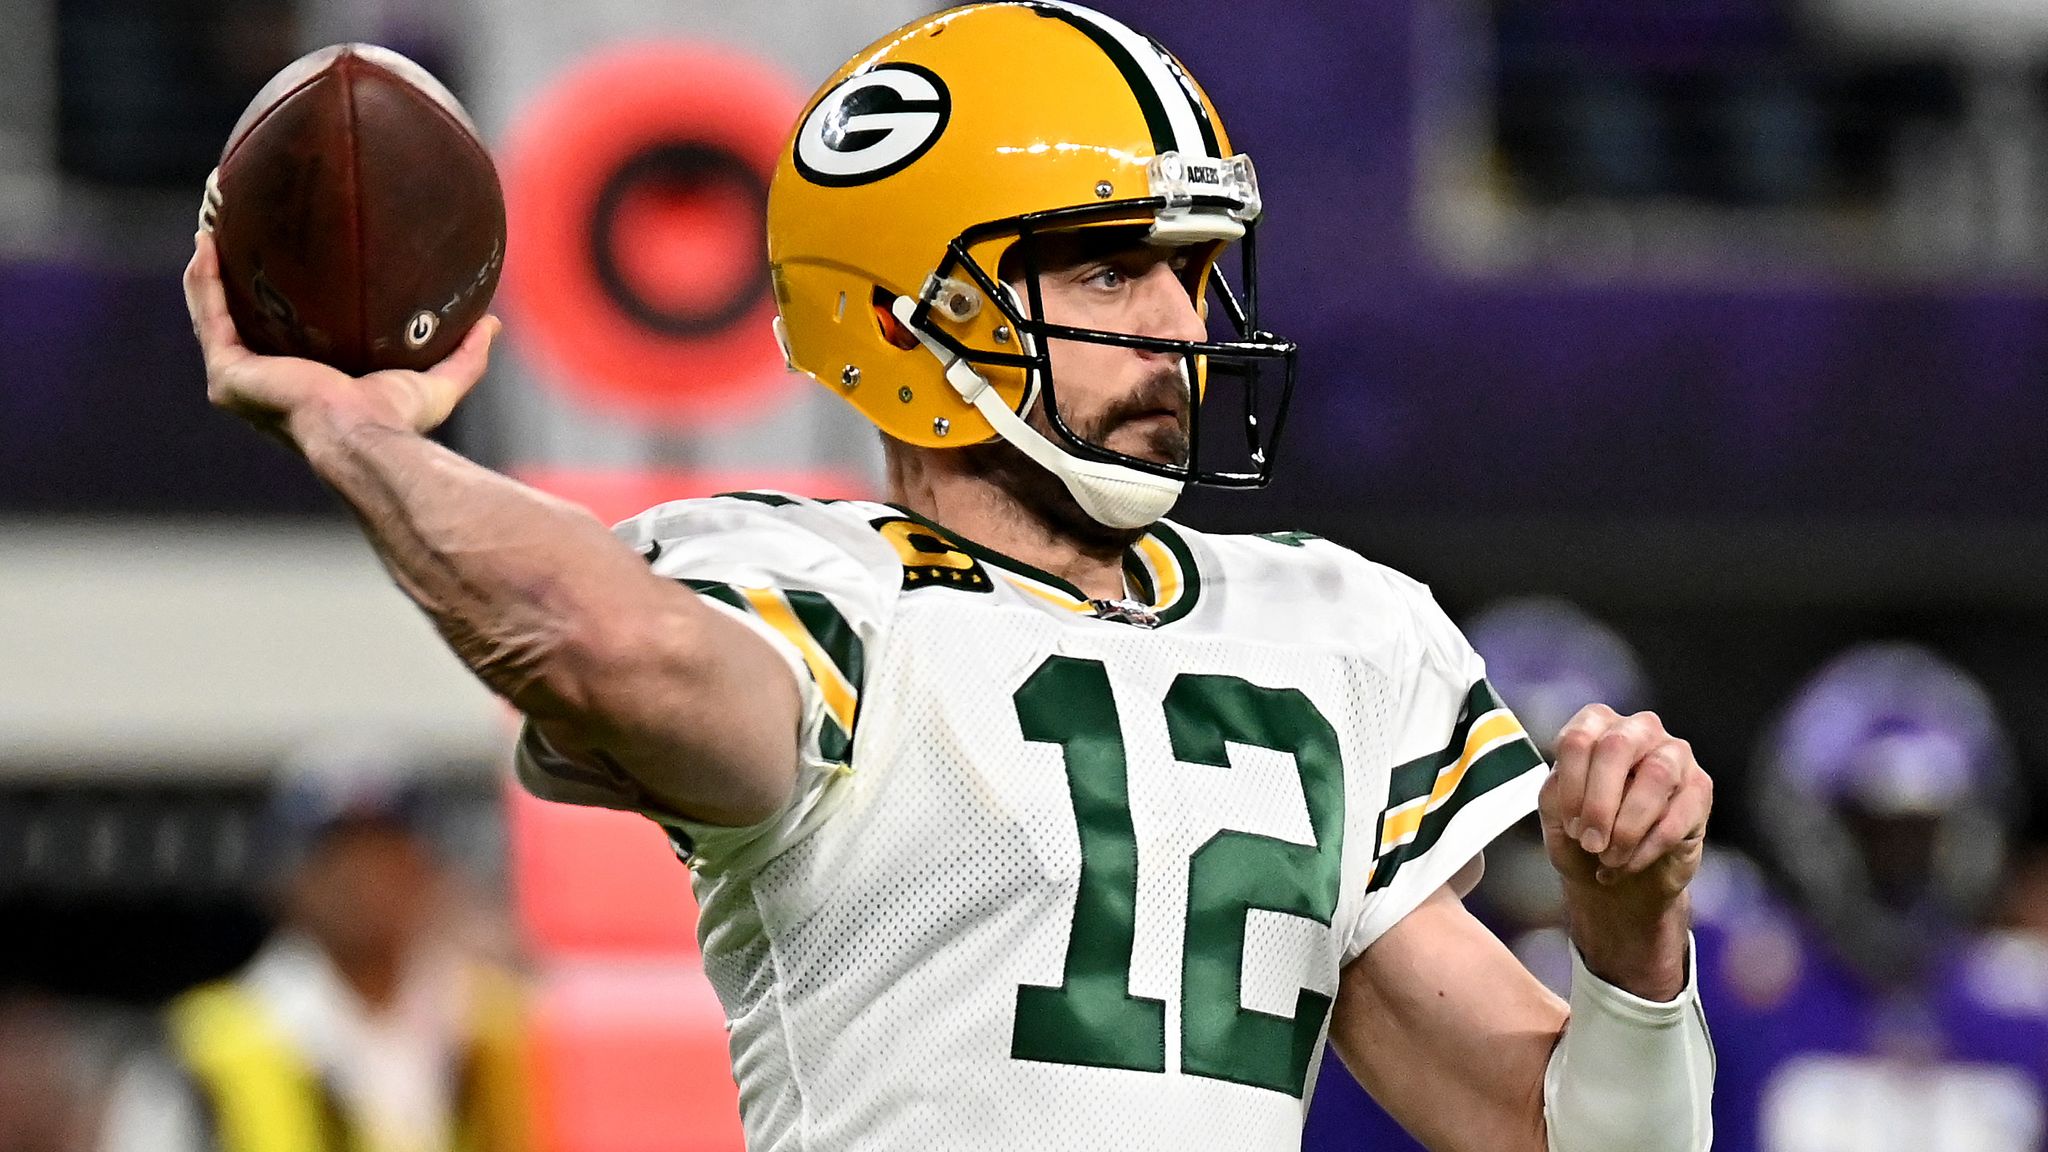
[888,442,1135,600]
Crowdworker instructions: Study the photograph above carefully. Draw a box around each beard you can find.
[957,368,1191,551]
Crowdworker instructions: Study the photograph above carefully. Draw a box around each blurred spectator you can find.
[1995,844,2048,940]
[1704,642,2047,1152]
[96,742,533,1152]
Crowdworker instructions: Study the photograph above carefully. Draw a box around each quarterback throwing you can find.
[187,3,1714,1150]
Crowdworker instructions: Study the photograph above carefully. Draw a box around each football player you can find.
[185,4,1714,1149]
[1702,643,2047,1152]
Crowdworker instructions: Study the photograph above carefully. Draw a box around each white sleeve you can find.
[97,1053,208,1152]
[1544,937,1715,1152]
[515,493,896,874]
[1342,576,1547,959]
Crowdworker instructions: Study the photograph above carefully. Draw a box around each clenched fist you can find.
[1539,704,1712,902]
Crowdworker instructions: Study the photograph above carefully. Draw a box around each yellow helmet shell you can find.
[767,2,1237,448]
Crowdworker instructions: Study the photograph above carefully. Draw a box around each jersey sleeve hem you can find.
[1342,761,1545,961]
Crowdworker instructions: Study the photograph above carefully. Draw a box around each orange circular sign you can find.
[499,45,801,424]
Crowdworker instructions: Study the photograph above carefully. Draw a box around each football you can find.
[204,44,505,375]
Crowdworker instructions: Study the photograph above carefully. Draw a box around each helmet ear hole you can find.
[872,284,919,350]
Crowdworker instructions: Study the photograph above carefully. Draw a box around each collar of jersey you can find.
[883,504,1202,625]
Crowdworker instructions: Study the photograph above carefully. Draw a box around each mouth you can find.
[1120,396,1189,429]
[1103,404,1190,467]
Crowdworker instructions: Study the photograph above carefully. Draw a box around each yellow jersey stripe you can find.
[740,586,859,732]
[1003,575,1093,612]
[1003,538,1180,613]
[1379,710,1527,852]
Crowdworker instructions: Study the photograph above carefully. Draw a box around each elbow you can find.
[514,590,803,827]
[452,577,661,724]
[533,597,700,725]
[451,610,579,714]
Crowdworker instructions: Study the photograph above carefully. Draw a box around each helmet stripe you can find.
[1026,2,1212,159]
[1148,38,1222,158]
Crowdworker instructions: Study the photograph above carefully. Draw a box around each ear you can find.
[872,286,920,350]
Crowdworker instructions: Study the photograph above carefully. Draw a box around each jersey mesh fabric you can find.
[646,501,1547,1152]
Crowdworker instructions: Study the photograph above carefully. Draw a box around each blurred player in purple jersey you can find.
[1703,642,2046,1152]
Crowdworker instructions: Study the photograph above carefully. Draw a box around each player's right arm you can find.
[184,231,802,827]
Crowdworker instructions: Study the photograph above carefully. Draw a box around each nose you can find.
[1133,260,1207,347]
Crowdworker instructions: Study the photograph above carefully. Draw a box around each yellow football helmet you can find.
[767,1,1297,528]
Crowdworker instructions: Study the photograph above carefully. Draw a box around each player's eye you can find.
[1085,264,1126,290]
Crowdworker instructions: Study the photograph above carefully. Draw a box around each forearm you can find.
[288,401,666,720]
[1331,886,1563,1152]
[186,232,793,814]
[288,402,801,822]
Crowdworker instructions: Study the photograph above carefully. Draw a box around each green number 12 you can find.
[1010,656,1346,1098]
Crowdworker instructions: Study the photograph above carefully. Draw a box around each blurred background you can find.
[4,0,2048,1149]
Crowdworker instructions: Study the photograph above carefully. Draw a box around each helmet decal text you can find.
[794,63,952,187]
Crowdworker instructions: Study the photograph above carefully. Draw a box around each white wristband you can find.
[1542,934,1715,1152]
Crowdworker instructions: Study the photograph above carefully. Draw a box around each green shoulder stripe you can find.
[785,589,866,703]
[1367,739,1541,894]
[1383,681,1503,802]
[815,712,852,764]
[785,589,863,762]
[679,579,860,763]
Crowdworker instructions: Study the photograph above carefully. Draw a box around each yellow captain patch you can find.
[875,517,993,592]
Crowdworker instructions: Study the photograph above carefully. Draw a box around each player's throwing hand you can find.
[183,230,499,446]
[1539,703,1712,900]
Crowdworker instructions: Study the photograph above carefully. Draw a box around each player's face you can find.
[1021,227,1208,467]
[1842,803,1940,912]
[289,821,442,966]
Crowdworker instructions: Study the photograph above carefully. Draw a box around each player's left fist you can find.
[1538,703,1711,901]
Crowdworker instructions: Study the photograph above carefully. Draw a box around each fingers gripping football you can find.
[185,230,499,442]
[1539,704,1711,895]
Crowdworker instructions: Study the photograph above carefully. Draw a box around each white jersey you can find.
[519,492,1545,1151]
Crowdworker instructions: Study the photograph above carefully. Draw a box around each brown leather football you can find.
[207,44,505,375]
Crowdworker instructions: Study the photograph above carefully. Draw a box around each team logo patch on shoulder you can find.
[873,516,991,592]
[794,63,951,187]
